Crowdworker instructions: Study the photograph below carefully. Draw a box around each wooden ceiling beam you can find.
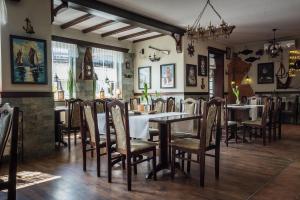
[133,34,165,43]
[62,0,185,35]
[82,20,116,33]
[53,1,68,17]
[118,30,152,41]
[60,13,94,29]
[101,25,136,38]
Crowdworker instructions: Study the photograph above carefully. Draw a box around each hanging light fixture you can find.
[186,0,235,42]
[266,29,282,58]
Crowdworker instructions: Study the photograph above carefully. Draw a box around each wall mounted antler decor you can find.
[148,46,170,62]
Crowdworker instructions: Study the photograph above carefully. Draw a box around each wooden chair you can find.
[129,97,140,111]
[79,100,123,177]
[105,100,157,191]
[149,98,166,141]
[166,97,176,112]
[170,98,222,187]
[270,97,282,140]
[0,103,19,200]
[61,98,83,151]
[242,98,271,145]
[281,95,299,124]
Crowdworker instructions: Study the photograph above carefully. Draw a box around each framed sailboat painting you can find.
[10,35,47,84]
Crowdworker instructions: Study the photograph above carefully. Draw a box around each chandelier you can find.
[266,29,282,58]
[186,0,235,41]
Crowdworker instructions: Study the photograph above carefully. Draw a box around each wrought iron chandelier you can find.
[186,0,235,41]
[266,29,282,58]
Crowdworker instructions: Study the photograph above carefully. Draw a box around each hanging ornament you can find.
[187,42,195,57]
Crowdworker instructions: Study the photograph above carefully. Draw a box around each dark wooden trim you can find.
[208,47,226,54]
[53,1,68,17]
[224,91,300,95]
[133,34,165,43]
[101,25,136,37]
[51,35,129,53]
[118,30,152,41]
[184,92,209,96]
[63,0,185,35]
[82,20,116,33]
[0,92,54,98]
[61,13,94,29]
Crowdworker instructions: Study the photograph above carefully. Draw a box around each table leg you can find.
[147,123,169,179]
[54,111,67,147]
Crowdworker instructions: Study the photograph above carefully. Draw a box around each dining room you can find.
[1,0,300,200]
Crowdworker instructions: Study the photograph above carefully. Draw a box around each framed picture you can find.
[186,64,197,87]
[226,47,231,60]
[257,62,274,84]
[198,55,207,76]
[138,66,151,89]
[10,35,47,84]
[160,63,175,88]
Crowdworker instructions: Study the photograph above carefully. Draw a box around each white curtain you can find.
[0,0,7,25]
[52,41,78,58]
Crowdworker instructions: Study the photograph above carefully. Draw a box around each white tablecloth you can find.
[97,112,191,139]
[227,104,264,121]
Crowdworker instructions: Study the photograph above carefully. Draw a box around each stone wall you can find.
[0,97,55,159]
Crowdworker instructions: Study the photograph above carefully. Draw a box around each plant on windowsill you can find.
[231,81,240,105]
[139,83,150,112]
[67,67,75,99]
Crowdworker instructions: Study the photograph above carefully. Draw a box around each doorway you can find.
[208,48,225,98]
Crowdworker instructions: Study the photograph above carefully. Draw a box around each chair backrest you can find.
[272,97,282,122]
[180,98,200,115]
[212,97,228,127]
[152,98,166,113]
[0,103,19,199]
[199,98,206,115]
[106,100,130,154]
[94,99,106,113]
[166,97,176,112]
[66,98,83,128]
[79,101,100,146]
[200,99,222,149]
[129,97,140,111]
[261,98,271,127]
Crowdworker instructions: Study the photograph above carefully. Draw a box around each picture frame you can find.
[160,63,176,88]
[10,35,47,84]
[186,64,197,87]
[226,47,231,60]
[198,55,207,76]
[257,62,274,84]
[138,66,151,89]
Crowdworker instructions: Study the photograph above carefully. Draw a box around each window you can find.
[52,41,78,99]
[92,48,124,98]
[208,53,216,98]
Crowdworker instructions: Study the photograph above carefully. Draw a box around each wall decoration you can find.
[10,35,47,84]
[23,18,35,34]
[171,33,182,53]
[187,42,195,57]
[257,62,274,84]
[238,49,253,55]
[186,64,197,87]
[160,63,175,88]
[138,66,151,89]
[198,55,207,76]
[200,78,205,89]
[245,56,260,63]
[226,47,231,59]
[79,47,96,80]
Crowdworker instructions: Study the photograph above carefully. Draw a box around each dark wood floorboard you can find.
[1,124,300,200]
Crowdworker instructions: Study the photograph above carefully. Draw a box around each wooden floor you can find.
[1,124,300,200]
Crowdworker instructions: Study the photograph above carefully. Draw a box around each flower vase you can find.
[235,97,241,105]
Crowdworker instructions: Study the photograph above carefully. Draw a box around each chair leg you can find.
[187,153,191,174]
[8,184,16,200]
[199,151,205,187]
[96,147,101,177]
[83,146,87,172]
[243,126,246,142]
[171,148,176,179]
[127,155,132,191]
[122,155,126,170]
[107,151,112,183]
[268,124,272,142]
[215,147,220,180]
[234,125,238,144]
[181,151,185,172]
[152,149,157,181]
[262,128,266,146]
[74,130,77,145]
[226,127,229,147]
[273,124,277,141]
[133,156,137,175]
[278,122,282,139]
[68,130,71,151]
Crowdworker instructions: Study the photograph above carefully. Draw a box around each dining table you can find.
[97,112,201,178]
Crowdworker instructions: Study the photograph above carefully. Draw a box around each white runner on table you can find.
[97,112,191,139]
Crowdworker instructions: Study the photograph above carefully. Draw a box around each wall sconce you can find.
[99,88,105,99]
[245,74,252,84]
[149,53,160,62]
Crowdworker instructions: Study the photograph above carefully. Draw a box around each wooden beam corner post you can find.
[171,33,183,53]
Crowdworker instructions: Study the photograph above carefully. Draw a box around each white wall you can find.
[1,0,52,92]
[233,37,300,92]
[133,35,184,93]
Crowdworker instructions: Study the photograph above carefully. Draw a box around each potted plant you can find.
[139,83,150,112]
[67,67,75,98]
[231,81,240,105]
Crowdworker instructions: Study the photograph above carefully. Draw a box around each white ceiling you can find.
[96,0,300,45]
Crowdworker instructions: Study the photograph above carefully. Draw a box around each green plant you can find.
[141,83,149,104]
[231,81,240,102]
[67,67,74,98]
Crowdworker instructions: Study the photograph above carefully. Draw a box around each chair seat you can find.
[99,134,116,145]
[149,128,159,134]
[130,140,156,153]
[228,121,238,126]
[171,138,201,151]
[242,118,262,126]
[171,132,197,139]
